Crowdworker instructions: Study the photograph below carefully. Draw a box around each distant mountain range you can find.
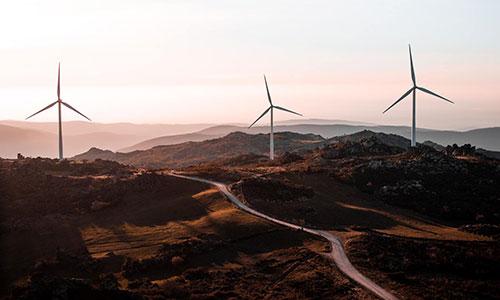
[0,120,212,137]
[120,124,500,152]
[0,120,212,158]
[119,133,218,152]
[274,118,376,126]
[0,124,144,159]
[1,119,499,158]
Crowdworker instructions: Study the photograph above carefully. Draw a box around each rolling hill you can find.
[73,131,324,168]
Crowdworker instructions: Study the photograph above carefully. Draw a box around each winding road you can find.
[169,173,398,300]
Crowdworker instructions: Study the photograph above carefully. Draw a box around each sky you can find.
[0,0,499,130]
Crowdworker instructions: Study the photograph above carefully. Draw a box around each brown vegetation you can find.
[178,131,499,298]
[3,130,500,299]
[0,158,370,299]
[346,232,500,299]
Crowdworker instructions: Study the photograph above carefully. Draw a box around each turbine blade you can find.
[409,44,416,86]
[417,87,454,104]
[273,105,303,116]
[25,101,58,120]
[248,107,271,128]
[383,87,414,113]
[57,62,61,99]
[264,75,273,105]
[61,101,91,121]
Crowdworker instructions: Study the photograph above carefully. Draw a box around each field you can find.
[0,159,371,299]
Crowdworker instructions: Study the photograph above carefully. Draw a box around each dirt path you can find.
[169,173,398,300]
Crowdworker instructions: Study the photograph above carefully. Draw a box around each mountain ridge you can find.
[122,124,500,152]
[2,120,499,158]
[73,131,325,168]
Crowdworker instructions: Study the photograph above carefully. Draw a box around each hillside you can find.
[181,129,500,228]
[1,158,362,299]
[329,130,413,149]
[176,130,500,299]
[73,131,325,168]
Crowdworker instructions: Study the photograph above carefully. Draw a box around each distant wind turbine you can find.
[249,75,303,160]
[26,63,91,160]
[383,44,453,147]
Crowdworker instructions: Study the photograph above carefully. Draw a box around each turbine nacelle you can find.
[249,75,302,129]
[249,75,303,160]
[382,86,453,114]
[26,63,91,121]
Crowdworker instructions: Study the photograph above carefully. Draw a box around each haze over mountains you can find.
[121,123,500,154]
[0,120,212,158]
[1,119,499,159]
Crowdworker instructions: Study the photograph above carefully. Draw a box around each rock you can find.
[368,160,383,169]
[99,273,119,290]
[171,256,185,267]
[91,200,111,211]
[459,224,500,239]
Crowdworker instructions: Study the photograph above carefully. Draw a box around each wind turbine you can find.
[383,45,453,147]
[26,63,91,160]
[249,75,303,160]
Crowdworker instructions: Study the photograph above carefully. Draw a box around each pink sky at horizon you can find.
[0,0,499,130]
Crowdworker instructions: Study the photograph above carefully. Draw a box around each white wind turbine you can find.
[26,63,91,160]
[249,75,303,160]
[383,45,454,147]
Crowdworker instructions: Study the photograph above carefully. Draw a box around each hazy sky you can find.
[0,0,499,129]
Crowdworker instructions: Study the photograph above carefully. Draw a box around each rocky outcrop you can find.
[321,136,405,159]
[347,147,500,224]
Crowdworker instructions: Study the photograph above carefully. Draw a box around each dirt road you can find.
[169,173,398,300]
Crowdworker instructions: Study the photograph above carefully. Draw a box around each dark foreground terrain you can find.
[2,130,500,299]
[177,131,500,299]
[0,158,370,299]
[346,233,500,299]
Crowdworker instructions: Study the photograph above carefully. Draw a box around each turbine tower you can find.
[249,75,302,160]
[26,63,91,160]
[383,45,453,147]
